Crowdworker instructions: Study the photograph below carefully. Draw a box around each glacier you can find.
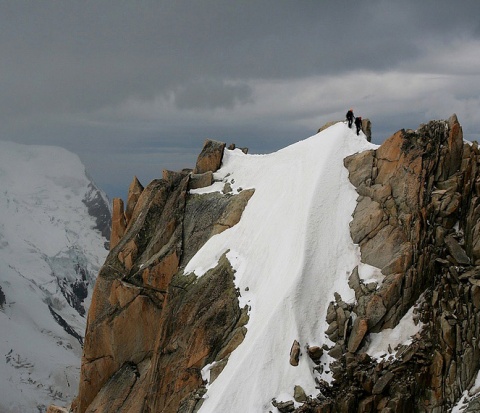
[0,141,110,413]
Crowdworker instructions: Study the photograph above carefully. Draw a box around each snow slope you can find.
[0,141,110,413]
[186,123,417,412]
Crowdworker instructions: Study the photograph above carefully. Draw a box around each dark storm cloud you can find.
[1,1,480,198]
[173,79,253,110]
[3,0,478,116]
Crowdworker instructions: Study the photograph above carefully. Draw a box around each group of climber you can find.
[346,109,363,136]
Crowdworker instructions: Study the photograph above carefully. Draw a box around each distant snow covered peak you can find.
[184,124,377,412]
[0,140,110,412]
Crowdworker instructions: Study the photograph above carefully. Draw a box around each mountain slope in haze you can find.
[0,141,110,413]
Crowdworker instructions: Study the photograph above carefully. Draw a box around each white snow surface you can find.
[0,141,109,412]
[186,123,377,412]
[451,370,480,412]
[366,306,423,360]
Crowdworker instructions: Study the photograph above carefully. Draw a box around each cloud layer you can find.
[2,1,480,198]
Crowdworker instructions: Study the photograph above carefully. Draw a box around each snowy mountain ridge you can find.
[0,140,111,413]
[58,116,480,412]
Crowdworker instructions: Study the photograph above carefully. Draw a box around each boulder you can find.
[290,340,301,366]
[294,385,307,403]
[188,171,214,190]
[347,317,368,353]
[193,139,226,174]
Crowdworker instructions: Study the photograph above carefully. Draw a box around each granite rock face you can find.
[71,140,253,413]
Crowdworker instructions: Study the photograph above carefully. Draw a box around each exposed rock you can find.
[84,362,141,413]
[125,176,144,224]
[362,118,372,142]
[72,138,254,413]
[344,150,375,188]
[188,171,213,190]
[294,385,308,403]
[360,224,408,272]
[181,188,255,269]
[347,317,368,352]
[445,235,470,265]
[273,399,295,413]
[47,406,69,413]
[307,346,324,364]
[110,198,126,250]
[290,340,301,366]
[83,182,112,239]
[372,371,394,394]
[0,285,5,308]
[193,139,226,174]
[349,197,384,244]
[302,116,480,413]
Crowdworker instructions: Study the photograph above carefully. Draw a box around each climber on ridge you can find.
[346,109,354,128]
[355,116,362,136]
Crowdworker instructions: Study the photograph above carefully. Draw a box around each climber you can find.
[346,109,354,128]
[355,116,362,136]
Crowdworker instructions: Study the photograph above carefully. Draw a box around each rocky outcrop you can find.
[300,115,480,412]
[109,198,126,250]
[70,140,253,413]
[193,139,226,174]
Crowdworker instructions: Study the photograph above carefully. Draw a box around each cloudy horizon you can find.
[2,1,480,199]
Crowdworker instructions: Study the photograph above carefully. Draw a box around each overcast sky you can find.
[2,1,480,199]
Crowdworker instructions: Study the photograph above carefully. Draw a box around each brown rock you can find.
[181,189,254,268]
[442,114,464,180]
[350,197,385,244]
[84,363,139,413]
[372,371,394,394]
[307,346,324,363]
[141,250,179,291]
[360,225,408,272]
[347,317,368,353]
[365,295,387,328]
[344,150,375,188]
[445,235,470,265]
[125,176,144,224]
[144,254,245,412]
[194,139,226,174]
[362,118,372,142]
[290,340,301,366]
[357,395,375,412]
[47,406,69,413]
[188,171,214,190]
[110,198,126,250]
[294,385,307,403]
